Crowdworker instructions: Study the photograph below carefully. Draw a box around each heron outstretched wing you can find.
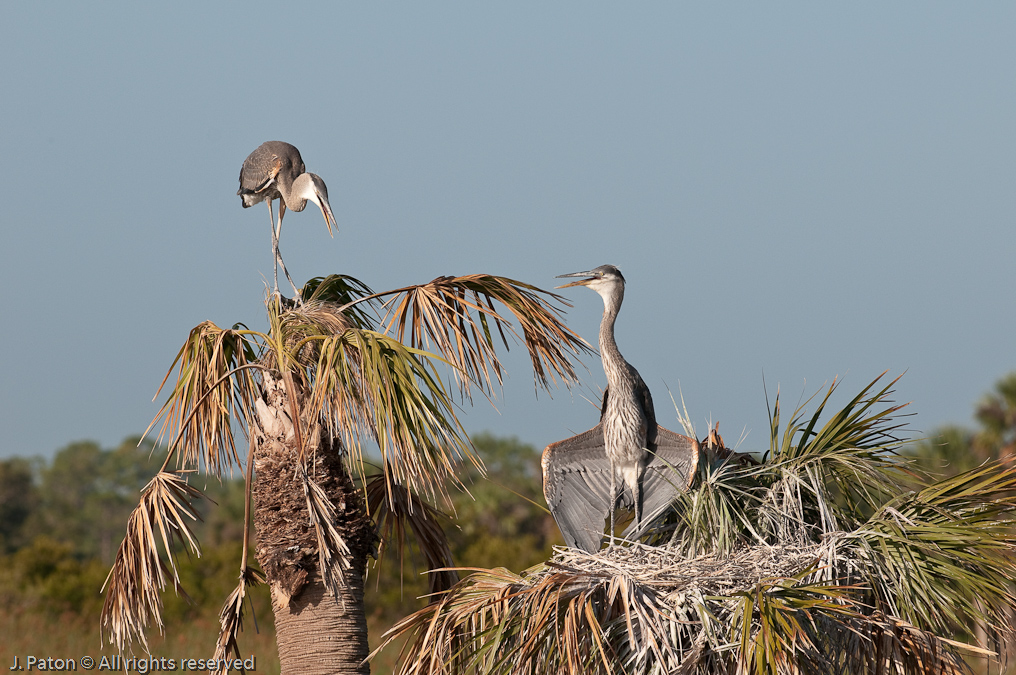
[542,424,614,553]
[542,423,699,552]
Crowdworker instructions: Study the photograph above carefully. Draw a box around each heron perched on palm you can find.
[237,141,337,298]
[542,264,698,552]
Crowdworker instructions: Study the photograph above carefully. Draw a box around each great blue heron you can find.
[542,265,699,552]
[237,141,337,297]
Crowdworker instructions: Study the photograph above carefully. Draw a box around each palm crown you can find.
[100,272,592,662]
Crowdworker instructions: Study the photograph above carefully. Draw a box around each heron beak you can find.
[554,271,598,289]
[318,194,337,236]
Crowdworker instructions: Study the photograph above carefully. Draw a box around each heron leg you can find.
[266,200,280,295]
[608,471,617,546]
[275,203,301,300]
[634,481,642,533]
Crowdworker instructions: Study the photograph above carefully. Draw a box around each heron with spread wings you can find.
[542,265,699,552]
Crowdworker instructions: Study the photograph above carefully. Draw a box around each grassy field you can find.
[1,604,430,674]
[2,609,281,674]
[1,560,438,675]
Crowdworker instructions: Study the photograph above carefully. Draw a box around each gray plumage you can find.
[237,141,336,297]
[543,265,698,552]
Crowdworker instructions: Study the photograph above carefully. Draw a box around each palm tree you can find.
[976,372,1016,461]
[908,370,1016,669]
[100,273,592,675]
[382,374,1016,674]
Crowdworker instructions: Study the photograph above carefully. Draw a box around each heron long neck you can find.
[598,286,629,392]
[279,173,310,212]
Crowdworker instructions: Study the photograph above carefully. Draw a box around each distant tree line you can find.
[0,432,557,646]
[0,438,253,562]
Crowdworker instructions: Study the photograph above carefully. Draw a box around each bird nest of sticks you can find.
[518,540,844,672]
[382,533,979,675]
[544,539,821,604]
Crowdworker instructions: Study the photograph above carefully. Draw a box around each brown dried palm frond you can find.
[300,462,354,599]
[210,566,265,675]
[369,274,593,399]
[101,471,204,653]
[377,544,815,675]
[381,375,1016,675]
[146,321,260,477]
[210,438,262,673]
[366,472,458,596]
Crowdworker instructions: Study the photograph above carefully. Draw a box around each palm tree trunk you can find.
[251,377,375,675]
[271,569,370,674]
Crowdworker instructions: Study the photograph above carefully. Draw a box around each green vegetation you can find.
[0,433,559,673]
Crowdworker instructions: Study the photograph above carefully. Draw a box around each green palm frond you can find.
[758,373,912,542]
[842,461,1016,638]
[731,573,859,675]
[115,271,592,657]
[767,373,907,464]
[307,326,476,507]
[733,580,973,675]
[661,458,766,556]
[651,375,912,556]
[146,274,589,501]
[302,274,378,330]
[144,303,472,510]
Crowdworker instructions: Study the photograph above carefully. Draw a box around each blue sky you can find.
[1,4,1013,460]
